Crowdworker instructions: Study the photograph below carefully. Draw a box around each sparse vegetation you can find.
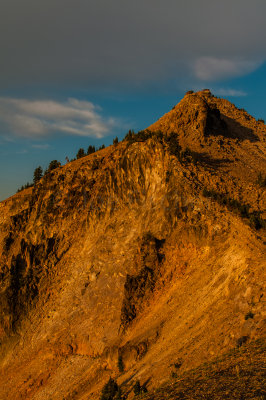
[202,188,265,230]
[123,129,163,144]
[91,159,99,170]
[133,380,147,396]
[170,359,182,379]
[174,360,182,369]
[123,128,196,165]
[165,132,182,159]
[236,336,249,348]
[100,378,120,400]
[164,133,198,164]
[133,380,141,395]
[17,182,33,192]
[257,172,266,187]
[46,193,55,214]
[245,311,254,320]
[140,339,265,400]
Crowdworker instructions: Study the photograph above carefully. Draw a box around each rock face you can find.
[0,90,265,399]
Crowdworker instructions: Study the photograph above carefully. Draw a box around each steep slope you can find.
[0,90,265,400]
[140,339,266,400]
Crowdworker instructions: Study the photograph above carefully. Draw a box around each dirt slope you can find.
[0,90,265,400]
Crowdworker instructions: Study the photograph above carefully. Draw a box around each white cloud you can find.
[0,97,118,138]
[213,88,247,97]
[193,57,262,81]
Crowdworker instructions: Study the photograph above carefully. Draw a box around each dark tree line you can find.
[16,137,121,193]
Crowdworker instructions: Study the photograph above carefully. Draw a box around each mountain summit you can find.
[0,91,265,399]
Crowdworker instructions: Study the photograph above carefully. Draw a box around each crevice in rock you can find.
[120,233,165,331]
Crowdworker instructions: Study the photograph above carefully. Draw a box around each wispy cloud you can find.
[193,57,262,81]
[31,143,51,149]
[16,149,28,154]
[213,88,247,97]
[0,97,118,138]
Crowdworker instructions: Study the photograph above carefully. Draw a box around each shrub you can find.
[133,380,141,396]
[100,378,119,400]
[174,359,182,369]
[249,213,265,230]
[236,336,249,348]
[91,159,99,171]
[202,189,265,230]
[165,132,182,160]
[257,118,265,123]
[133,380,147,396]
[257,172,266,187]
[182,147,198,163]
[245,311,254,320]
[186,90,194,95]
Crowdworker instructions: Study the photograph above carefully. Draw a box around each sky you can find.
[0,0,266,201]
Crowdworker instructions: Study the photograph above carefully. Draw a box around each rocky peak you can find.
[149,89,265,150]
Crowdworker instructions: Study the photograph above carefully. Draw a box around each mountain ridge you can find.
[0,90,265,399]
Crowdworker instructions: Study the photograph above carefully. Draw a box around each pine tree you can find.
[76,148,85,159]
[48,160,61,172]
[87,145,96,155]
[113,137,119,145]
[124,129,135,141]
[33,166,43,185]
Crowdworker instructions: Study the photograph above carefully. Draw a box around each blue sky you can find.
[0,0,266,201]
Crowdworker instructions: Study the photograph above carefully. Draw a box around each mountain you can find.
[0,90,265,399]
